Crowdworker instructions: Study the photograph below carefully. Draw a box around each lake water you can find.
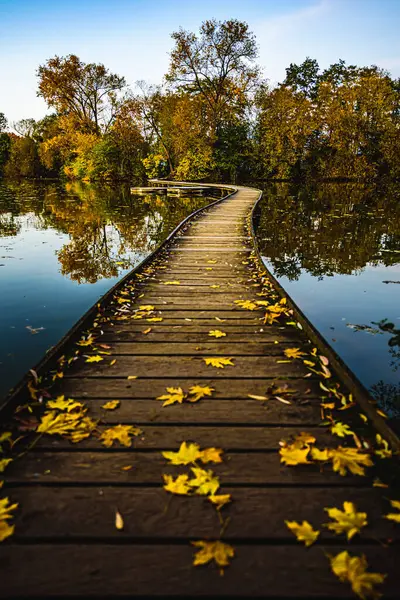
[1,179,399,426]
[0,179,220,398]
[254,181,400,425]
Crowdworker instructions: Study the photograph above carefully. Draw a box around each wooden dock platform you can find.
[0,184,399,598]
[131,185,209,195]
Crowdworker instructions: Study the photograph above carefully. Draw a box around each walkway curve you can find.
[0,183,399,598]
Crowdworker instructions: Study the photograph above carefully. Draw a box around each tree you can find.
[166,19,260,133]
[37,55,126,134]
[284,57,320,99]
[0,113,7,133]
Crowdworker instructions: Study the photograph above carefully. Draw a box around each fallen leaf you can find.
[199,447,223,464]
[329,551,385,600]
[329,447,373,476]
[101,400,120,410]
[311,447,330,461]
[139,305,155,311]
[163,281,180,285]
[324,502,368,540]
[234,299,259,310]
[0,497,18,522]
[46,396,84,412]
[284,348,306,359]
[375,434,392,459]
[189,467,220,495]
[188,385,214,403]
[0,520,14,542]
[203,357,234,368]
[127,375,138,380]
[110,359,117,366]
[115,510,124,530]
[331,422,355,438]
[0,458,12,473]
[208,494,231,510]
[285,520,320,546]
[143,328,152,334]
[384,499,400,523]
[208,330,226,338]
[100,425,142,448]
[247,394,268,401]
[85,355,103,363]
[163,473,191,495]
[121,465,133,471]
[147,317,163,322]
[162,441,201,465]
[192,540,234,572]
[280,444,311,466]
[156,387,186,407]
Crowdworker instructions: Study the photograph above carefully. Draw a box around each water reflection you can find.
[255,181,400,424]
[0,179,219,397]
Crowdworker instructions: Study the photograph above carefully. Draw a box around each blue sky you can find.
[1,0,400,123]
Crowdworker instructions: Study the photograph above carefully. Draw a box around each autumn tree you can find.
[37,55,126,135]
[166,19,260,178]
[0,113,11,174]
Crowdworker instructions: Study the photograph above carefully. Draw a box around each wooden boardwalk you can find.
[0,184,399,598]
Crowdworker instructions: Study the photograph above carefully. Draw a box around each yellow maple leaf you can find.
[311,447,330,461]
[37,411,80,436]
[329,447,373,476]
[188,467,220,495]
[192,540,234,571]
[280,444,311,466]
[0,497,18,522]
[47,396,84,412]
[163,281,180,285]
[139,305,155,311]
[324,502,367,540]
[284,348,306,359]
[0,519,14,542]
[188,385,214,403]
[101,400,120,410]
[234,299,259,311]
[100,425,142,448]
[384,499,400,523]
[292,432,316,447]
[156,387,186,407]
[208,494,231,510]
[68,416,97,443]
[330,551,385,600]
[77,337,94,347]
[0,459,12,473]
[163,473,191,495]
[203,357,234,368]
[208,329,226,338]
[162,441,201,465]
[199,447,223,464]
[285,520,320,546]
[331,422,354,438]
[85,355,103,363]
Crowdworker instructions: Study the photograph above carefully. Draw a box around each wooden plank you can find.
[35,426,334,451]
[67,355,309,378]
[80,398,322,425]
[58,377,321,399]
[10,487,397,541]
[85,342,296,356]
[5,451,369,486]
[100,331,301,343]
[1,545,397,597]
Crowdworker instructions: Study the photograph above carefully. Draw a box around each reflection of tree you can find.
[256,181,400,280]
[370,381,400,429]
[1,179,212,283]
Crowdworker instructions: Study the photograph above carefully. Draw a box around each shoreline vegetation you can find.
[1,19,400,184]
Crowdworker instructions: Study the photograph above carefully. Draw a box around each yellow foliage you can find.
[329,447,373,477]
[101,400,120,410]
[157,387,186,407]
[284,348,306,359]
[331,421,354,438]
[285,520,320,546]
[203,357,234,368]
[162,442,201,465]
[384,499,400,524]
[0,459,12,473]
[279,444,311,466]
[208,494,231,510]
[208,330,226,338]
[163,473,192,495]
[234,299,259,310]
[192,540,234,571]
[324,502,368,540]
[47,396,84,412]
[188,467,220,495]
[188,385,214,403]
[100,425,142,448]
[330,551,385,600]
[85,355,103,363]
